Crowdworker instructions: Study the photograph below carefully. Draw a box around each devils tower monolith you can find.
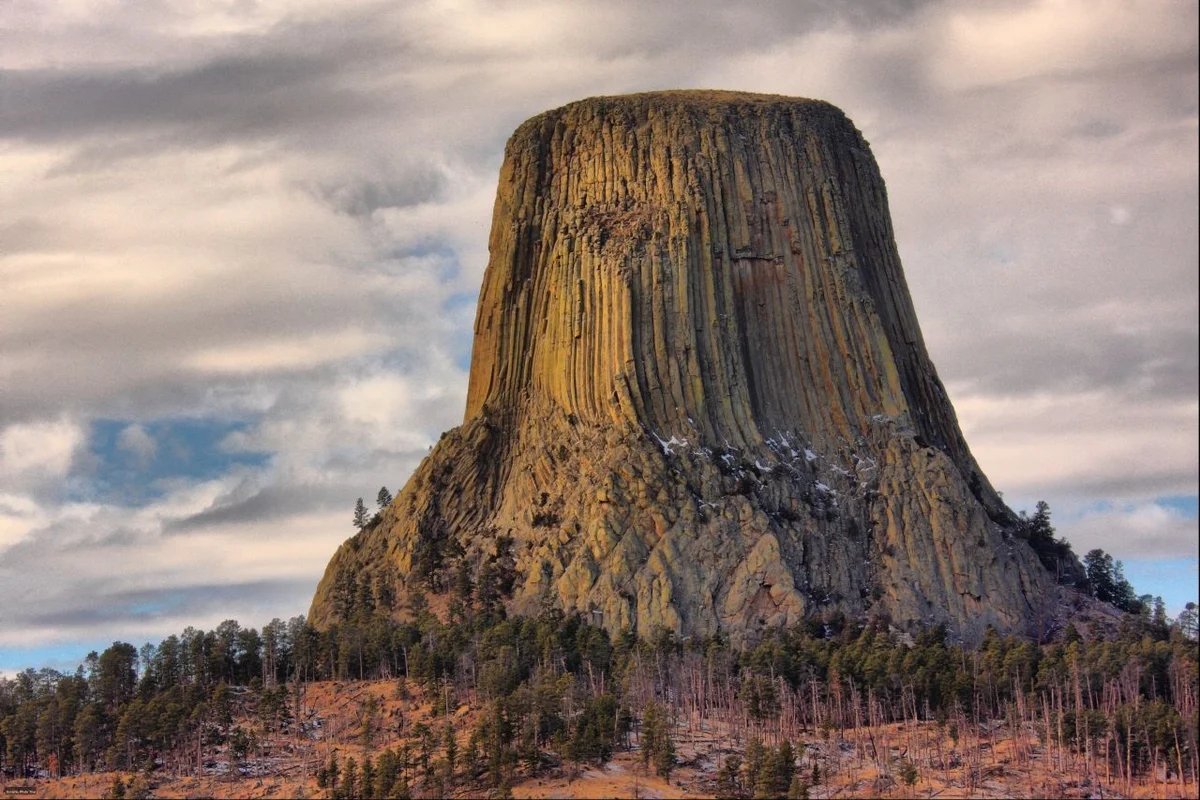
[311,91,1059,643]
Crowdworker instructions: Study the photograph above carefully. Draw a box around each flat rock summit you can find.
[311,90,1063,643]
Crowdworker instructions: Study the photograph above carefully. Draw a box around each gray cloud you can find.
[167,481,374,533]
[1,0,1195,654]
[20,579,314,630]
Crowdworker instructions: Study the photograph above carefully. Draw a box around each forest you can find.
[2,576,1197,798]
[3,501,1197,797]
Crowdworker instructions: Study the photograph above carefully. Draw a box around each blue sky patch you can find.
[1051,494,1199,524]
[0,640,109,677]
[1121,557,1199,615]
[72,417,270,506]
[1155,495,1199,517]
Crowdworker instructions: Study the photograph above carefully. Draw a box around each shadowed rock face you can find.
[311,91,1058,643]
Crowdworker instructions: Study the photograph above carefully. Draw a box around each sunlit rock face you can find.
[311,91,1057,643]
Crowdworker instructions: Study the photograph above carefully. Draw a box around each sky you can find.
[1,0,1196,673]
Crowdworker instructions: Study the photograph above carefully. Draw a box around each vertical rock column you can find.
[311,91,1056,643]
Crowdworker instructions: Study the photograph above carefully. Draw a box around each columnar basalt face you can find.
[470,94,975,477]
[311,91,1059,643]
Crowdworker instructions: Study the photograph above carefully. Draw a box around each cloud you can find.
[0,418,83,492]
[954,389,1198,500]
[0,493,41,552]
[0,0,1194,655]
[185,329,392,374]
[1058,500,1199,560]
[0,480,347,647]
[930,0,1197,91]
[116,423,157,466]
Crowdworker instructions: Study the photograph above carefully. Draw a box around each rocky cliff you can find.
[311,91,1060,643]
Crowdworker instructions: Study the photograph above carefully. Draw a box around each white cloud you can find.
[1059,500,1199,560]
[932,0,1196,91]
[954,390,1198,500]
[0,493,40,551]
[116,423,157,465]
[0,419,83,488]
[186,329,391,374]
[0,0,1195,654]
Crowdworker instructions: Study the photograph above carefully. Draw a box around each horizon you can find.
[2,0,1197,675]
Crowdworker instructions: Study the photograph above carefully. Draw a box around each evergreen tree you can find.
[443,720,458,779]
[1084,549,1118,604]
[753,743,793,799]
[1151,596,1168,632]
[360,695,380,749]
[353,498,369,532]
[73,703,106,772]
[463,730,481,780]
[126,773,151,800]
[1111,559,1141,612]
[639,702,661,770]
[361,755,376,799]
[341,757,358,800]
[390,775,412,800]
[377,487,393,510]
[644,702,675,780]
[743,738,766,791]
[787,775,810,800]
[1024,501,1054,548]
[777,741,796,794]
[716,753,743,799]
[326,752,339,796]
[654,741,676,781]
[375,749,398,797]
[1177,602,1199,639]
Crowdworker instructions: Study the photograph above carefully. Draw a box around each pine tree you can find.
[126,774,151,800]
[1111,559,1140,612]
[639,701,675,778]
[325,752,339,796]
[463,730,481,780]
[1177,602,1199,639]
[777,741,796,794]
[341,757,358,800]
[375,749,398,796]
[655,736,676,779]
[353,498,369,531]
[1151,596,1168,631]
[639,703,659,770]
[444,721,458,779]
[1025,501,1054,547]
[390,775,412,800]
[788,775,810,799]
[1084,549,1118,604]
[753,744,790,799]
[716,753,743,799]
[360,756,375,800]
[743,738,766,791]
[377,486,393,509]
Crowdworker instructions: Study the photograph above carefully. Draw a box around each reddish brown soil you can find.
[6,680,1192,799]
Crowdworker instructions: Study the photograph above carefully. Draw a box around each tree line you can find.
[1,496,1195,796]
[2,587,1196,796]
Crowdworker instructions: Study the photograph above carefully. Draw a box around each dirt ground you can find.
[5,679,1193,799]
